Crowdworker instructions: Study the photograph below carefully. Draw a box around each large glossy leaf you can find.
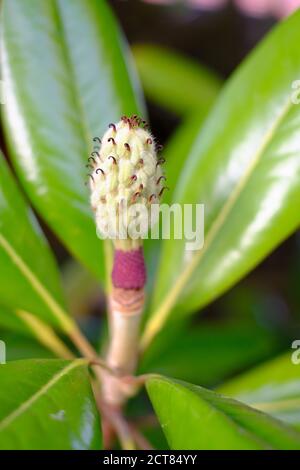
[0,359,102,450]
[1,0,144,281]
[132,44,221,117]
[142,10,300,347]
[147,375,300,450]
[219,352,300,430]
[0,153,72,332]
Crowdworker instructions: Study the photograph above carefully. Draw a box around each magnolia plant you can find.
[0,0,300,451]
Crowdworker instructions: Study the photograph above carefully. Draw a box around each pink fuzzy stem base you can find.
[112,247,146,290]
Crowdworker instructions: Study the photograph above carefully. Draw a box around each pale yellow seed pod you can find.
[89,116,166,247]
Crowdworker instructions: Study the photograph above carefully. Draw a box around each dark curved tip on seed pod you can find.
[139,159,144,166]
[88,174,94,182]
[124,143,131,152]
[88,157,96,164]
[108,156,117,165]
[109,123,116,132]
[139,184,144,190]
[108,137,116,145]
[96,168,105,175]
[129,115,138,126]
[156,175,166,185]
[93,137,101,143]
[91,151,100,157]
[156,158,166,168]
[132,191,141,202]
[149,194,156,202]
[130,174,137,182]
[156,144,164,152]
[86,164,93,169]
[146,138,152,145]
[159,186,169,197]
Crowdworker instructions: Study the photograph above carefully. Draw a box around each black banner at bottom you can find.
[0,450,299,466]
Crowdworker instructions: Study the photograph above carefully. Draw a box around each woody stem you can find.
[101,286,145,406]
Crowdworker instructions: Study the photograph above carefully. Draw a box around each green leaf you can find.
[218,352,300,431]
[0,153,72,332]
[132,44,221,116]
[140,322,279,387]
[0,306,32,337]
[143,10,300,347]
[146,375,300,450]
[0,359,102,450]
[0,330,55,360]
[1,0,145,282]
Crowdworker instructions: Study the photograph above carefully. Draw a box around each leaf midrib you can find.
[0,360,85,432]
